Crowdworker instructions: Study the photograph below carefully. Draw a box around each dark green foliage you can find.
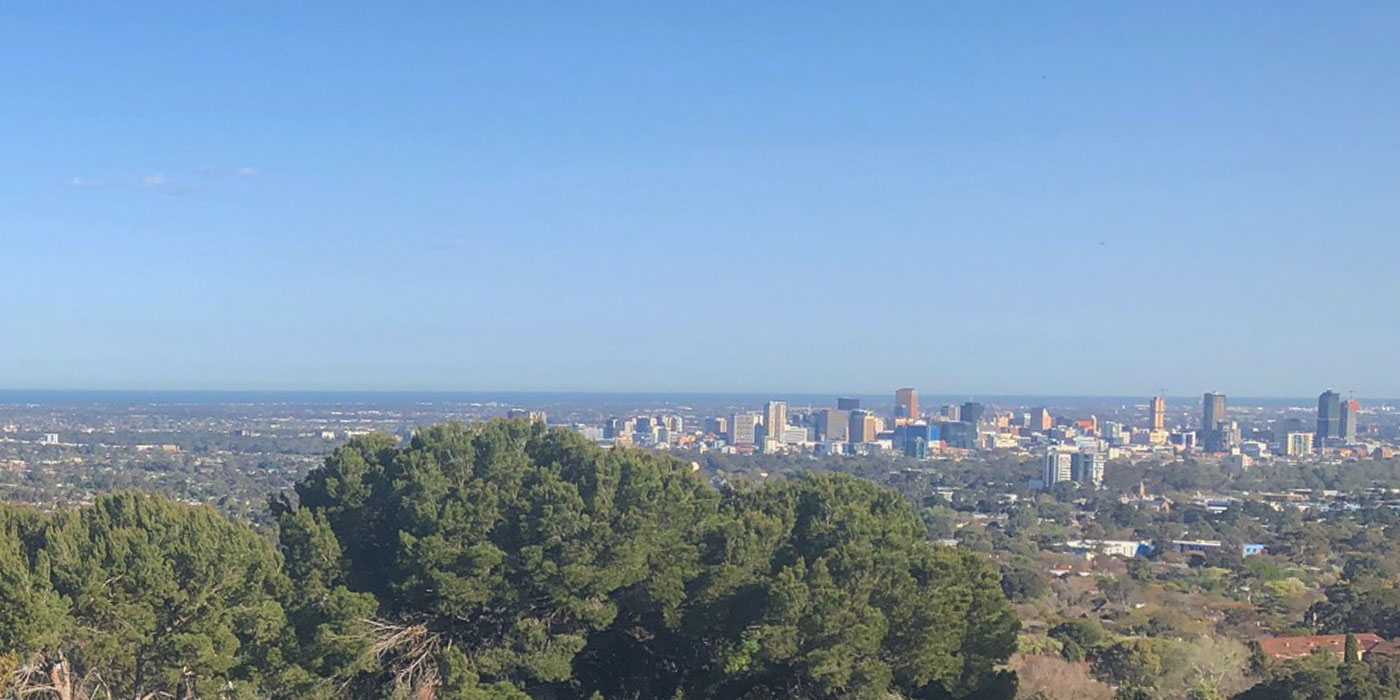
[285,421,1020,700]
[1311,583,1400,640]
[1232,654,1394,700]
[0,421,1019,700]
[0,492,345,699]
[1090,638,1164,694]
[1000,562,1050,602]
[1049,618,1107,661]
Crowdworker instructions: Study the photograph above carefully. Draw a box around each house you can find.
[1063,539,1154,558]
[1257,634,1384,661]
[1170,540,1267,557]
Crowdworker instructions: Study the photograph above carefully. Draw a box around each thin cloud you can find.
[65,173,189,195]
[66,176,123,189]
[66,167,256,195]
[195,165,259,178]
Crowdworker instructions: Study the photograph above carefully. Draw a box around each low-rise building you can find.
[1258,634,1384,661]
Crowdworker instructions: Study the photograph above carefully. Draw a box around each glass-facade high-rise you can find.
[1339,397,1359,444]
[1316,390,1341,447]
[1201,392,1228,452]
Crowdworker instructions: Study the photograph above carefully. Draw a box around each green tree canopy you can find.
[0,492,335,700]
[284,420,1020,700]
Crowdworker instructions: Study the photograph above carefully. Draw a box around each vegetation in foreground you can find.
[0,420,1017,700]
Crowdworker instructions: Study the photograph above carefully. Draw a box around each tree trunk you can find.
[47,654,73,700]
[132,647,144,700]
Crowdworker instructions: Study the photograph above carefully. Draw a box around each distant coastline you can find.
[0,389,1387,408]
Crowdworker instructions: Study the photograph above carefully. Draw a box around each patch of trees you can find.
[1235,639,1391,700]
[1,420,1020,700]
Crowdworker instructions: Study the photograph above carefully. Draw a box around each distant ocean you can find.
[0,390,1378,408]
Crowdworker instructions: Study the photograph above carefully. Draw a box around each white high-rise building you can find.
[729,412,759,446]
[1043,450,1074,487]
[1071,451,1105,488]
[764,401,788,441]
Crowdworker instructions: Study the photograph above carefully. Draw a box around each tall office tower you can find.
[837,397,861,411]
[961,401,986,425]
[942,421,976,449]
[1223,420,1242,453]
[1149,395,1166,431]
[848,410,880,443]
[1316,390,1341,446]
[895,388,919,420]
[1103,421,1126,443]
[604,417,624,439]
[1201,392,1228,453]
[1043,450,1074,487]
[1340,398,1359,444]
[816,409,850,442]
[763,400,788,441]
[1203,392,1226,431]
[1029,407,1053,432]
[941,404,961,421]
[729,412,759,446]
[1071,451,1106,488]
[705,416,728,436]
[904,436,928,459]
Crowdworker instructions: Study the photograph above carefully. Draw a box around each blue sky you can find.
[3,2,1398,396]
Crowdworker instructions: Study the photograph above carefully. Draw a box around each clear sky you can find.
[3,2,1398,396]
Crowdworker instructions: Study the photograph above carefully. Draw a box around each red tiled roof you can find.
[1258,634,1384,659]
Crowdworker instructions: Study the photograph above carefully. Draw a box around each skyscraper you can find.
[1029,407,1052,432]
[1316,390,1341,446]
[816,409,850,442]
[895,388,919,420]
[837,397,861,411]
[1043,450,1074,487]
[1340,398,1359,444]
[904,435,928,459]
[763,400,788,441]
[729,413,759,446]
[1071,451,1106,488]
[941,421,976,449]
[1203,393,1226,431]
[961,402,986,425]
[1202,392,1227,453]
[848,410,879,443]
[1149,396,1166,431]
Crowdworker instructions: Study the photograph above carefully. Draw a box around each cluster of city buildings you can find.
[1183,390,1378,466]
[585,389,1002,461]
[567,388,1385,491]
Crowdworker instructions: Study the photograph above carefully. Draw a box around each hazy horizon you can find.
[0,387,1386,407]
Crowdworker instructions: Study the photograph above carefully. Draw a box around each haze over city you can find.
[6,2,1400,395]
[11,4,1400,700]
